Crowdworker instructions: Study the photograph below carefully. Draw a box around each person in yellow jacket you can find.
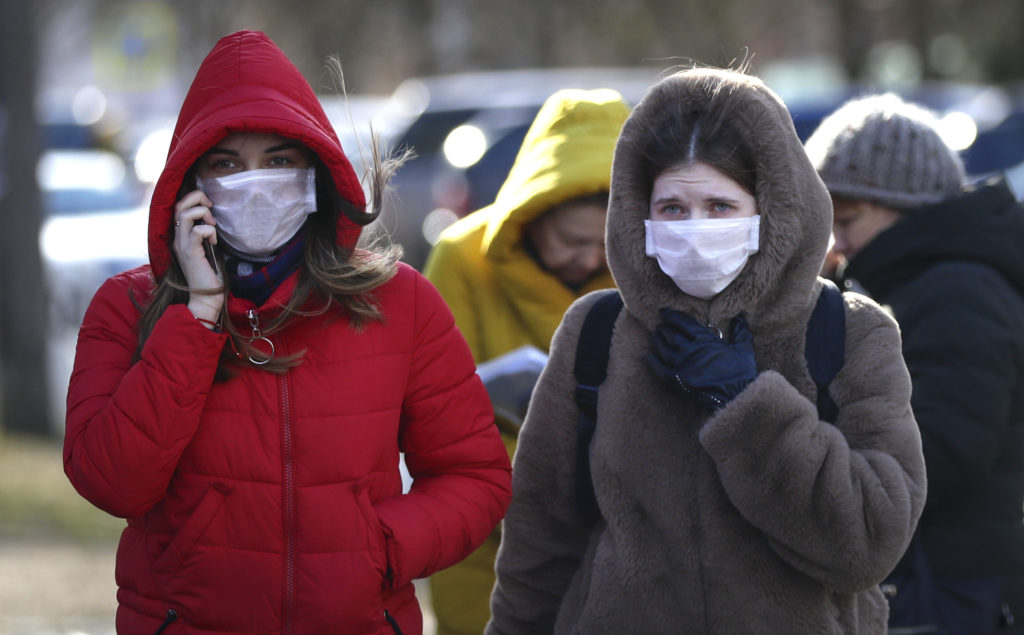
[423,88,631,635]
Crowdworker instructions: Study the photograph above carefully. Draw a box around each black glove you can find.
[646,309,758,410]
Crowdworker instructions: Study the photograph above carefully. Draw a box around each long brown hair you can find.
[135,131,409,376]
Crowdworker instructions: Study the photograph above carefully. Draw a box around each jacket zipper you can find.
[384,609,403,634]
[280,366,297,633]
[247,308,276,364]
[154,608,178,634]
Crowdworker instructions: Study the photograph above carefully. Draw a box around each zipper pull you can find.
[247,309,275,365]
[707,322,724,339]
[154,608,178,634]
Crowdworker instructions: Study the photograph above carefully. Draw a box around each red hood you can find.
[148,30,366,279]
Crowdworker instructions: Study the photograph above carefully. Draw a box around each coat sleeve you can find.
[423,235,484,363]
[372,272,512,588]
[897,262,1019,509]
[487,295,598,635]
[63,271,226,518]
[698,293,926,593]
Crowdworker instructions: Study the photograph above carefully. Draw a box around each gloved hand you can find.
[646,309,758,410]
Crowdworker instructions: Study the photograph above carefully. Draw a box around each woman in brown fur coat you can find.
[487,67,927,634]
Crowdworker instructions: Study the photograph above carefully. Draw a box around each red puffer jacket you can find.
[63,30,511,635]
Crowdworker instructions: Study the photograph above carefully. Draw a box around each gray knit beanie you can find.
[804,93,966,210]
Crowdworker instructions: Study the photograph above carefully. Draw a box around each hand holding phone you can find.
[173,190,222,290]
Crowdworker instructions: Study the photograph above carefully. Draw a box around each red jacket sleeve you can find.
[63,270,226,518]
[374,272,513,586]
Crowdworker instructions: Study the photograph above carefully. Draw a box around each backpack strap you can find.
[805,279,846,423]
[573,290,623,518]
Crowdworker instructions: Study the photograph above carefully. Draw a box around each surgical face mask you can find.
[645,216,760,300]
[197,167,317,256]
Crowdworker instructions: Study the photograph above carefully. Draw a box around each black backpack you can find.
[573,281,846,517]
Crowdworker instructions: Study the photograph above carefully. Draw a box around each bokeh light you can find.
[939,111,977,151]
[443,124,487,168]
[71,85,106,125]
[422,208,460,245]
[134,127,172,183]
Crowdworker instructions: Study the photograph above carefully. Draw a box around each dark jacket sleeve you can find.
[63,270,225,518]
[894,261,1022,508]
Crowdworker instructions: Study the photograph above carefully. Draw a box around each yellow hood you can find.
[481,88,632,260]
[424,88,629,363]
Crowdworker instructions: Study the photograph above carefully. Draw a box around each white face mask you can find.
[197,167,317,256]
[645,216,760,300]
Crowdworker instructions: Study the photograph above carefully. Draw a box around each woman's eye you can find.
[268,156,292,167]
[662,204,683,216]
[711,202,733,214]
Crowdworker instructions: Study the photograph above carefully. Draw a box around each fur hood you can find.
[608,68,833,333]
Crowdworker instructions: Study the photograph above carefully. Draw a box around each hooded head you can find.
[481,88,631,260]
[607,68,833,331]
[148,30,368,280]
[804,93,966,211]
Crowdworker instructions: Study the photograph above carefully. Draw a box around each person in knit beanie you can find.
[807,93,1024,634]
[805,93,966,261]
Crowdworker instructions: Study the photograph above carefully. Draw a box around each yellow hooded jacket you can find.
[423,88,630,635]
[424,88,631,363]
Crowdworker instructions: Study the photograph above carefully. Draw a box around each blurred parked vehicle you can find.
[375,67,664,269]
[38,138,151,331]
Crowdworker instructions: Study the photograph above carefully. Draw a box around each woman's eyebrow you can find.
[651,196,680,206]
[265,141,302,153]
[705,195,741,204]
[205,146,239,156]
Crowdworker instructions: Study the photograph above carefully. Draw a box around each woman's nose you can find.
[578,245,606,273]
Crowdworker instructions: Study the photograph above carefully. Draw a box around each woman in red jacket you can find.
[63,30,511,635]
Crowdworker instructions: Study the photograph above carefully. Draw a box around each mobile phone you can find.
[193,177,219,275]
[194,219,220,275]
[203,239,219,275]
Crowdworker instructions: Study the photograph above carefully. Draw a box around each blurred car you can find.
[374,67,664,269]
[38,146,151,329]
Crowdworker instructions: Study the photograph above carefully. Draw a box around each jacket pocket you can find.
[152,483,229,576]
[353,480,391,586]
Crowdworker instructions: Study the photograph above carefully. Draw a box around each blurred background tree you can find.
[0,2,50,437]
[36,0,1024,98]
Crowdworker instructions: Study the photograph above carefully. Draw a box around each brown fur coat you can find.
[488,68,926,634]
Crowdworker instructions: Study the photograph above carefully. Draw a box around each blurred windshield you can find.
[37,148,147,216]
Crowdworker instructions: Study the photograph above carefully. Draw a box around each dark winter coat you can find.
[63,31,511,635]
[843,179,1024,594]
[488,68,927,634]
